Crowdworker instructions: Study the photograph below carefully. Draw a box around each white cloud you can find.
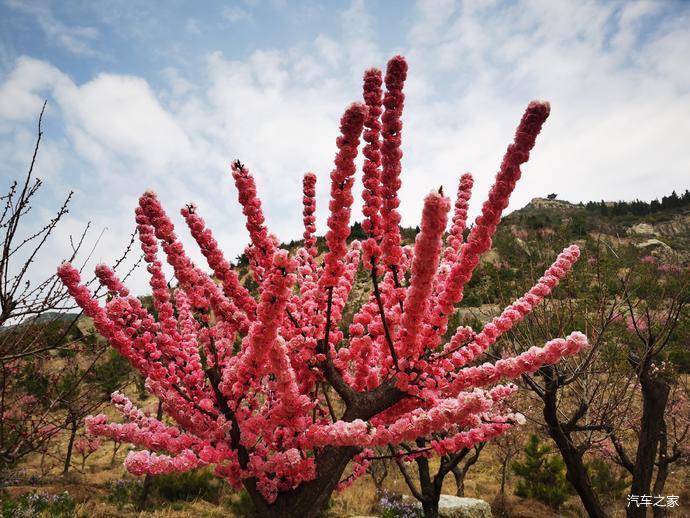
[222,5,252,23]
[339,0,383,76]
[611,0,661,51]
[0,57,66,120]
[4,0,100,57]
[397,0,690,222]
[315,34,340,67]
[56,73,194,171]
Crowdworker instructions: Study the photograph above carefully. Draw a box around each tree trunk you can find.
[542,369,607,518]
[110,441,121,466]
[246,445,358,518]
[62,417,78,475]
[452,466,465,497]
[421,497,440,518]
[239,377,406,517]
[500,457,509,495]
[449,445,482,498]
[416,438,444,518]
[651,470,668,518]
[628,370,670,518]
[651,419,670,518]
[497,457,510,518]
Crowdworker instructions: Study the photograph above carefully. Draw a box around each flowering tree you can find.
[57,56,588,518]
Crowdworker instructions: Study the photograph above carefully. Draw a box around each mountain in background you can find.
[265,188,690,269]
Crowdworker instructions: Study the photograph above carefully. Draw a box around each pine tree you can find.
[512,434,571,508]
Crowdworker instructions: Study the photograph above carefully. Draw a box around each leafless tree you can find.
[0,103,139,476]
[497,235,688,518]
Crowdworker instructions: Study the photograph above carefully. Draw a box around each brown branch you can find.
[370,259,399,370]
[389,445,425,501]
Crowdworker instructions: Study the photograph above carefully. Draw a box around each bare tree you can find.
[497,233,688,518]
[0,103,138,475]
[608,261,688,518]
[497,238,637,518]
[389,438,488,516]
[493,428,523,517]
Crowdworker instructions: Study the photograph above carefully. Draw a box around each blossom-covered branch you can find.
[57,56,587,518]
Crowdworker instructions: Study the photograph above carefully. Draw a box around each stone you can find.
[404,495,493,518]
[636,238,671,250]
[626,223,656,236]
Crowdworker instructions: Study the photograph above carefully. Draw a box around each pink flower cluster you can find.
[443,173,474,265]
[396,192,450,364]
[231,160,278,282]
[432,101,551,338]
[74,437,101,455]
[182,204,256,322]
[379,56,408,271]
[442,245,581,368]
[302,172,318,258]
[320,103,367,290]
[361,68,384,266]
[58,56,587,505]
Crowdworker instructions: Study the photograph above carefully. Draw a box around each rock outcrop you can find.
[406,495,493,518]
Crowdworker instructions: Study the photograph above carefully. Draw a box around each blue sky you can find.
[1,0,689,295]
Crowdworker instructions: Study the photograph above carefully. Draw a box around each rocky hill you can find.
[501,194,690,262]
[269,192,690,270]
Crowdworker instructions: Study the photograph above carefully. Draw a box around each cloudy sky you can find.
[1,0,689,295]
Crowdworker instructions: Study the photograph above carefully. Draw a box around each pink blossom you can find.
[396,191,450,364]
[231,161,278,283]
[434,101,551,334]
[361,68,383,244]
[320,103,367,290]
[181,204,256,321]
[380,56,408,271]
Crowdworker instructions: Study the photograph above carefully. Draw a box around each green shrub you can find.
[512,434,571,508]
[1,490,76,517]
[151,469,218,502]
[587,458,629,499]
[668,348,690,373]
[105,478,142,511]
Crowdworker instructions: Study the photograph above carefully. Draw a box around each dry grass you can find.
[5,383,690,517]
[5,452,690,517]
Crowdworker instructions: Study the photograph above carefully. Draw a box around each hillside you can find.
[269,191,690,267]
[503,194,690,257]
[2,190,688,517]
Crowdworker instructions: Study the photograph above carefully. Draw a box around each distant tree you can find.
[599,200,609,216]
[512,434,571,508]
[0,103,137,477]
[498,235,688,518]
[547,193,557,200]
[606,258,688,518]
[494,430,522,498]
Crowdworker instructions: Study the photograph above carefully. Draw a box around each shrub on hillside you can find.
[512,434,571,508]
